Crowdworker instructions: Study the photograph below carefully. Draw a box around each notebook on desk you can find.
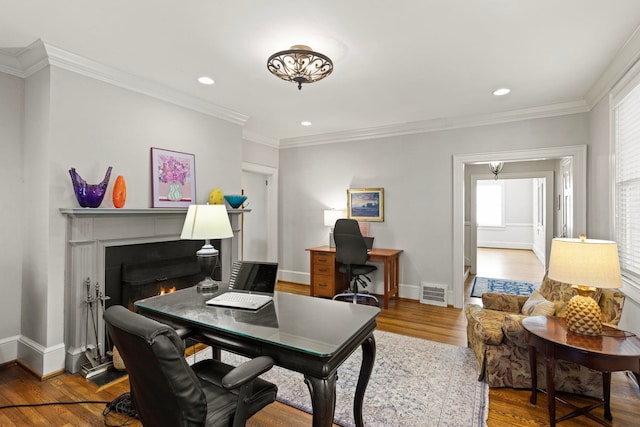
[206,261,278,310]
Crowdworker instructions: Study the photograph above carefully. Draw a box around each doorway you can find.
[241,162,278,262]
[452,145,587,309]
[470,172,552,277]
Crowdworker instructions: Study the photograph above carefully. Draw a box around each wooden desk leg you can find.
[304,373,337,427]
[354,334,376,427]
[545,345,557,427]
[383,259,390,309]
[529,345,537,405]
[603,371,612,421]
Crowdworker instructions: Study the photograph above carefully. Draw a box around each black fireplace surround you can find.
[104,240,221,311]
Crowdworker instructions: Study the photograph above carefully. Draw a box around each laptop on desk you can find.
[206,261,278,310]
[364,237,374,253]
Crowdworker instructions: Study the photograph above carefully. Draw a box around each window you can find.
[613,78,640,288]
[476,180,504,227]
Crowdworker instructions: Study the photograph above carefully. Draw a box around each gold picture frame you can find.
[347,188,384,222]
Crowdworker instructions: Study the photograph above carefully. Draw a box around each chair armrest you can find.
[502,314,528,347]
[465,304,506,345]
[222,356,275,390]
[482,292,528,313]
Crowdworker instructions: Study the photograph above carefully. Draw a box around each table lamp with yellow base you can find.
[547,234,622,336]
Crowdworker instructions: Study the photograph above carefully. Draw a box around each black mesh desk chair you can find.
[104,305,277,427]
[332,218,379,306]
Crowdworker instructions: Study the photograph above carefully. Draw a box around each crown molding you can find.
[0,51,24,77]
[3,39,248,126]
[585,24,640,108]
[278,100,589,149]
[242,130,279,148]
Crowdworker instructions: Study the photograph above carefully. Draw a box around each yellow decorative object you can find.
[548,234,622,336]
[208,188,224,204]
[565,288,602,336]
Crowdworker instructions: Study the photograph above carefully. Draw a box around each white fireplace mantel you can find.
[60,207,249,373]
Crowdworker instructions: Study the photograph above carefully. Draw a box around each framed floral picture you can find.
[347,188,384,222]
[151,148,196,207]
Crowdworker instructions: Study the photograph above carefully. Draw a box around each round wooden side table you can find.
[522,315,640,427]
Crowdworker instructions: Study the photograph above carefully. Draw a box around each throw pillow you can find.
[521,290,556,316]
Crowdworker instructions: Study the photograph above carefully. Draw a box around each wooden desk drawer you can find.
[313,274,335,297]
[312,253,334,265]
[313,263,333,275]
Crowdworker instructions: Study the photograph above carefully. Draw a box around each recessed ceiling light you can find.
[301,121,312,126]
[197,76,215,85]
[493,88,510,96]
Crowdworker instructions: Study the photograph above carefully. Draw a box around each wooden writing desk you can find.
[306,245,403,309]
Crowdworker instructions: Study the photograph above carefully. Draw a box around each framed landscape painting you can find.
[151,147,196,207]
[347,188,384,222]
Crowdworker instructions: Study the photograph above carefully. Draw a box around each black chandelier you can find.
[267,45,333,90]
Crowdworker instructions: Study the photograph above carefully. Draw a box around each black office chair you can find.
[332,218,379,306]
[104,305,277,427]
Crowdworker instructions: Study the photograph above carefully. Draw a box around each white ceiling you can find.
[2,0,640,146]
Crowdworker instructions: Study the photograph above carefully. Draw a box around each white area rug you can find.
[208,330,488,427]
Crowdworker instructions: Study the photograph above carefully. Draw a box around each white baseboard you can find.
[0,335,19,364]
[477,242,532,250]
[17,335,66,377]
[279,269,310,285]
[282,270,424,302]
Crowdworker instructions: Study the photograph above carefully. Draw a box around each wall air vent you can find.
[419,282,448,307]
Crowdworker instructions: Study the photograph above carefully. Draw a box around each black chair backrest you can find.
[334,219,369,265]
[104,305,207,426]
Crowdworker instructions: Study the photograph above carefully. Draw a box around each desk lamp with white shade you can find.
[547,234,622,336]
[324,209,346,247]
[180,204,234,292]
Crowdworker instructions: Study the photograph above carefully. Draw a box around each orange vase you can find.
[112,175,127,208]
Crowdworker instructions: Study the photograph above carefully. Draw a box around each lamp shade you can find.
[324,209,345,227]
[547,237,622,289]
[180,204,233,240]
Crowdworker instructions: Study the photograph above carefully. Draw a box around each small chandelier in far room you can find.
[488,161,504,180]
[267,45,333,90]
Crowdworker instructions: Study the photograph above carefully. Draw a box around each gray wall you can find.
[1,64,247,375]
[0,72,23,354]
[278,114,589,298]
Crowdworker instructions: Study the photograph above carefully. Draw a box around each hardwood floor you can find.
[0,252,638,426]
[475,247,546,283]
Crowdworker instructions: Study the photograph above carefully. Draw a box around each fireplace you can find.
[104,240,220,311]
[61,208,246,373]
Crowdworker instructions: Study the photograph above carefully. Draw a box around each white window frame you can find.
[611,66,640,299]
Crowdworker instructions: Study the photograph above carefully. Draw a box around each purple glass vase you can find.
[69,166,112,208]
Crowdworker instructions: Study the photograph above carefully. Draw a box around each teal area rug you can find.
[470,276,540,298]
[217,330,488,427]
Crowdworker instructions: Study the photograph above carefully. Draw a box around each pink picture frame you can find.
[151,147,196,207]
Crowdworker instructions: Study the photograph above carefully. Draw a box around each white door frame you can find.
[452,145,586,309]
[241,162,278,262]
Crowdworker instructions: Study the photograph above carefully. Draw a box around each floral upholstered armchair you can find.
[465,273,625,398]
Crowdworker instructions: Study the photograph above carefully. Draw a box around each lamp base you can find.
[565,294,602,336]
[196,276,218,294]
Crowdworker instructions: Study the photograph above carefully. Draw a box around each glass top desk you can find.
[135,285,380,427]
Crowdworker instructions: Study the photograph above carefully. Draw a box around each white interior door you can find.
[560,158,573,238]
[241,162,278,263]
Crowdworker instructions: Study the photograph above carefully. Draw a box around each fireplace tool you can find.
[80,278,112,378]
